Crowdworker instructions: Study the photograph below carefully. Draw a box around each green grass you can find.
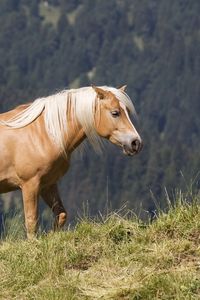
[0,193,200,299]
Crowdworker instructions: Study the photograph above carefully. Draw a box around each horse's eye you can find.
[111,110,120,118]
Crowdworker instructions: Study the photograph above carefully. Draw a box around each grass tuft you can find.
[0,193,200,299]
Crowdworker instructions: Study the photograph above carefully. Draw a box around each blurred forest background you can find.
[0,0,200,229]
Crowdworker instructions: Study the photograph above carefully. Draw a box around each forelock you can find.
[99,86,136,116]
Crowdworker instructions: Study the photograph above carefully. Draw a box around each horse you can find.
[0,85,142,239]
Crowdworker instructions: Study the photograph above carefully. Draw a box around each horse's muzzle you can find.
[123,138,143,156]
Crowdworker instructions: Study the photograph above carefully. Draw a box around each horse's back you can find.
[0,104,30,121]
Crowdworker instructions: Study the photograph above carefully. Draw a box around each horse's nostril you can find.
[131,139,141,152]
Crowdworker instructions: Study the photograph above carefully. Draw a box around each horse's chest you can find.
[41,158,70,186]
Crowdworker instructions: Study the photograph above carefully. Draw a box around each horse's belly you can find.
[0,179,19,193]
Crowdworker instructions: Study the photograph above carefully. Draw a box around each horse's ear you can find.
[118,85,127,92]
[92,85,107,99]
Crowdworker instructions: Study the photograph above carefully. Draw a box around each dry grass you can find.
[0,193,200,299]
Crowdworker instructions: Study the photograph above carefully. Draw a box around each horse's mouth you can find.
[109,138,141,156]
[122,145,137,156]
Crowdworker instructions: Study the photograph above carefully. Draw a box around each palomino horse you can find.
[0,86,142,238]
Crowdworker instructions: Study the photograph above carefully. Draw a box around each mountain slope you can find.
[0,194,200,299]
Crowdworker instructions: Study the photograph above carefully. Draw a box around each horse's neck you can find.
[66,125,86,153]
[38,111,86,157]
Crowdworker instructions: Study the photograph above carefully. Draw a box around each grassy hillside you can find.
[0,0,200,222]
[0,194,200,299]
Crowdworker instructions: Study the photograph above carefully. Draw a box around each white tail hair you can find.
[0,86,135,156]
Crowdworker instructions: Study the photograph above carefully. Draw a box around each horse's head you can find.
[93,86,143,156]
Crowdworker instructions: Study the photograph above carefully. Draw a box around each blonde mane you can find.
[0,86,135,156]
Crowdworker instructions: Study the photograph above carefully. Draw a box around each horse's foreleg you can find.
[41,184,67,230]
[22,180,40,239]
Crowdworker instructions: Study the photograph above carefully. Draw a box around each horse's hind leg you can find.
[41,184,67,230]
[22,179,40,239]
